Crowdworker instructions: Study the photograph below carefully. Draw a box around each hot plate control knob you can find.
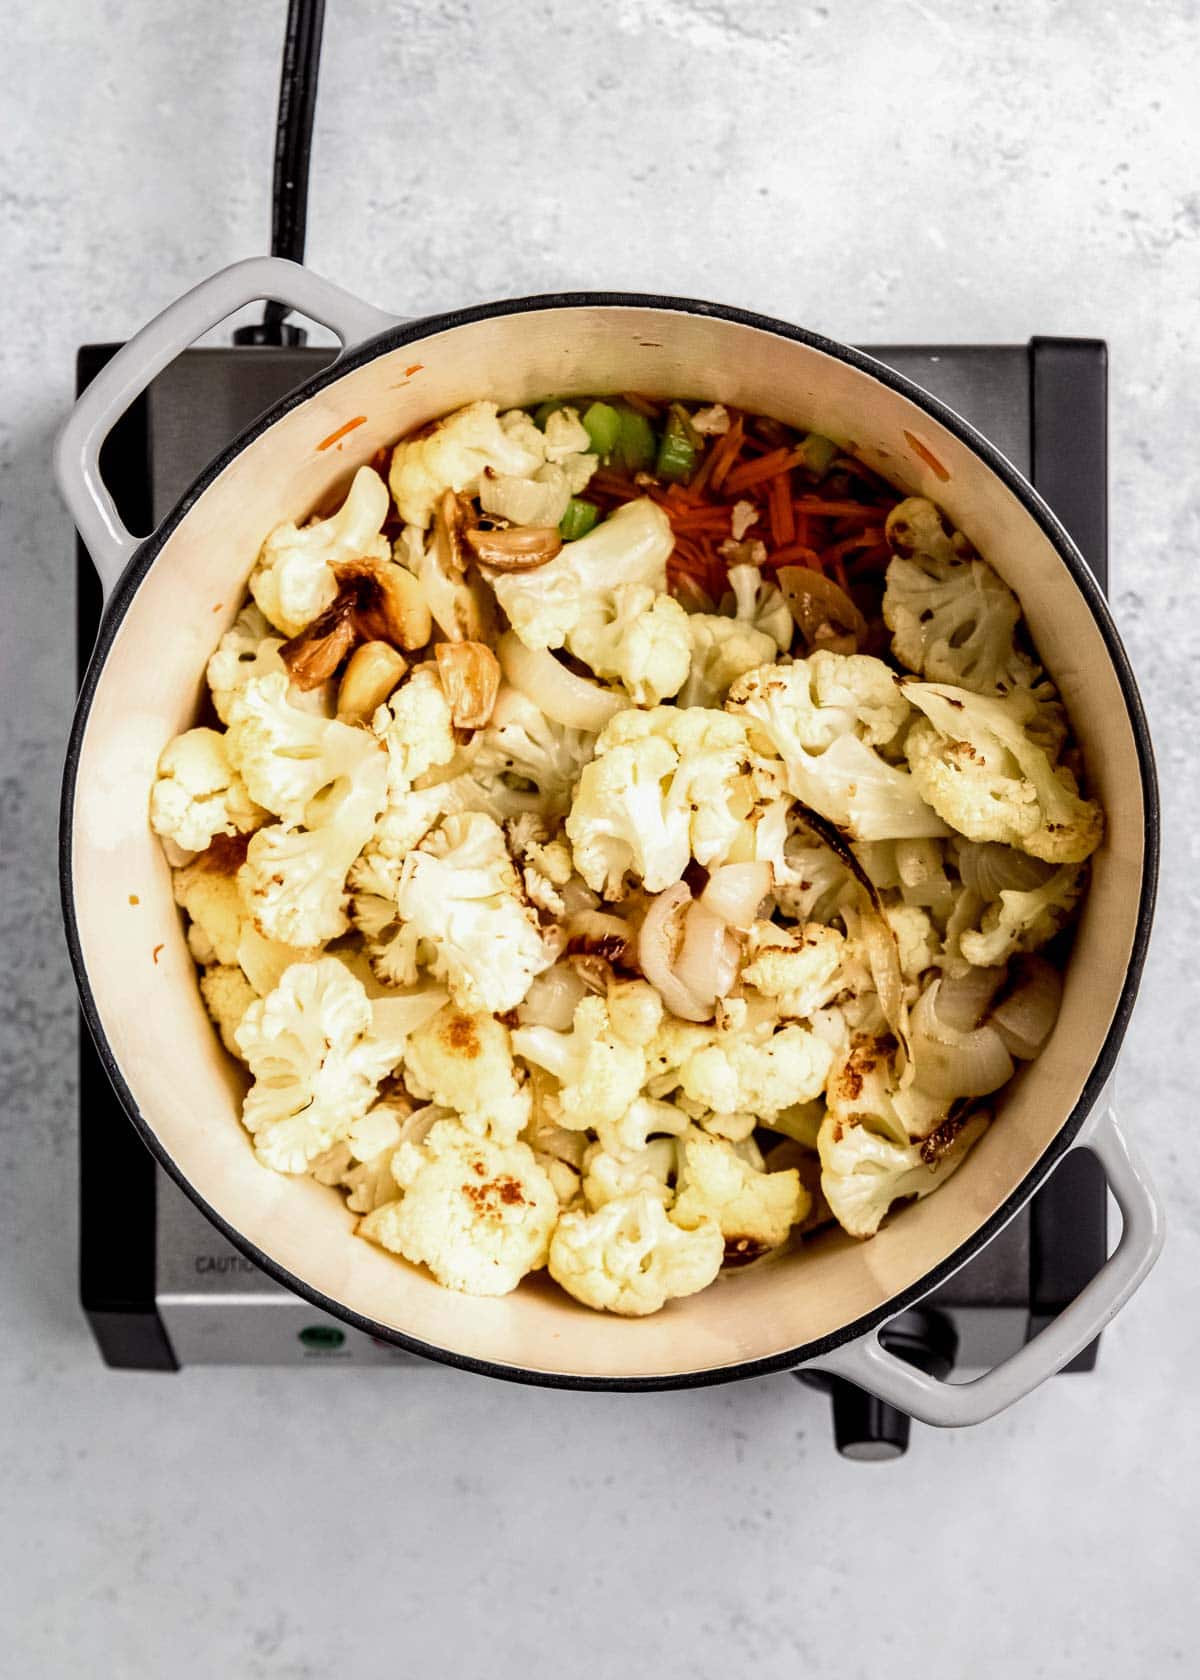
[794,1309,957,1462]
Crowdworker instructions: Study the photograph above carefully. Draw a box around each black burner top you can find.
[74,336,1110,1457]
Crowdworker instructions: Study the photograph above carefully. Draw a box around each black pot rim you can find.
[60,289,1159,1392]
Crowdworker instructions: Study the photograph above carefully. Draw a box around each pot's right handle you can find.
[804,1106,1164,1428]
[54,257,401,599]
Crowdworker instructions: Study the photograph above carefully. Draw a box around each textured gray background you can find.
[3,2,1198,1675]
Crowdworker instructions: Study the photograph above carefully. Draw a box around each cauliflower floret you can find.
[234,958,411,1173]
[725,563,793,652]
[353,676,586,934]
[479,437,597,528]
[885,903,940,980]
[673,1130,809,1257]
[240,743,387,949]
[391,812,557,1012]
[727,657,947,842]
[547,1191,724,1316]
[373,663,458,785]
[565,706,777,897]
[225,672,384,827]
[905,682,1103,863]
[505,814,576,916]
[883,498,1039,695]
[469,685,597,816]
[678,613,778,708]
[958,862,1084,967]
[206,604,289,724]
[489,497,674,653]
[402,1003,532,1145]
[649,1014,834,1122]
[740,920,846,1018]
[360,1118,558,1295]
[773,828,856,924]
[149,728,265,853]
[389,402,547,529]
[568,583,692,706]
[582,1136,678,1211]
[199,964,257,1060]
[250,466,391,635]
[541,405,591,460]
[818,1108,989,1238]
[346,666,463,924]
[173,844,315,992]
[510,996,651,1137]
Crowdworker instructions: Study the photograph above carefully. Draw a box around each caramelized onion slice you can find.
[777,566,867,654]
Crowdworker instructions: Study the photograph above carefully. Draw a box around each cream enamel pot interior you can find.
[56,258,1164,1420]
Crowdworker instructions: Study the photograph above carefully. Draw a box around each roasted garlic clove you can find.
[435,640,502,729]
[337,641,408,721]
[465,524,563,571]
[333,555,432,650]
[279,596,359,689]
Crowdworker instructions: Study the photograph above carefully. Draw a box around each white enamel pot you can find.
[56,257,1163,1420]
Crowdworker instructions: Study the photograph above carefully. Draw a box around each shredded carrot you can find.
[707,415,746,494]
[848,542,891,571]
[669,507,735,535]
[404,363,424,377]
[621,392,663,418]
[317,415,368,451]
[792,498,889,518]
[821,528,884,562]
[768,473,795,547]
[722,445,811,495]
[762,543,823,571]
[152,943,164,965]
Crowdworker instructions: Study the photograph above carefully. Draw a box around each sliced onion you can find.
[909,981,1013,1100]
[498,630,624,732]
[517,963,589,1031]
[676,900,740,1004]
[935,965,1006,1033]
[777,566,868,653]
[638,883,712,1022]
[701,862,771,930]
[958,840,1053,900]
[565,909,633,965]
[861,909,910,1066]
[990,956,1063,1060]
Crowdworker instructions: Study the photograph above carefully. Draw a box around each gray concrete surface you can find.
[2,2,1197,1675]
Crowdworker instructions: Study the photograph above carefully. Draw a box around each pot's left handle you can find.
[55,257,402,599]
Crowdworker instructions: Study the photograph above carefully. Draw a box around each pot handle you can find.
[54,257,401,598]
[802,1105,1164,1428]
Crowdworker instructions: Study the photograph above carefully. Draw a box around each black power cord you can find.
[233,0,327,347]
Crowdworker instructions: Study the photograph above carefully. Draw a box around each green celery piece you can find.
[532,399,568,430]
[656,410,698,483]
[582,400,621,458]
[559,498,601,541]
[799,433,839,479]
[613,405,657,472]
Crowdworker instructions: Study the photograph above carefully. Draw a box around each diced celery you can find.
[582,400,621,458]
[613,405,657,472]
[533,399,568,430]
[559,498,601,541]
[655,410,698,483]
